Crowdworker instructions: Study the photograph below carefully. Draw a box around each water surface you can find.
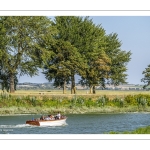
[0,113,150,134]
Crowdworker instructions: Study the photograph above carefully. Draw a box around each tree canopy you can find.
[43,16,131,94]
[0,16,131,94]
[46,16,89,94]
[43,39,84,94]
[0,16,57,93]
[105,33,132,86]
[141,64,150,89]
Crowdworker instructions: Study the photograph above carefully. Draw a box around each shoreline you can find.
[1,106,150,115]
[1,112,150,116]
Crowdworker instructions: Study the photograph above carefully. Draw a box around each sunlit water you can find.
[0,113,150,134]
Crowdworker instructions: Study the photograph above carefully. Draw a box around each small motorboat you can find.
[26,115,67,126]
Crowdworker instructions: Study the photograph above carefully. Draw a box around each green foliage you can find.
[136,96,147,108]
[43,39,84,94]
[84,98,95,108]
[105,33,132,86]
[119,98,124,107]
[1,93,150,113]
[131,126,150,134]
[75,97,85,107]
[0,16,132,95]
[145,96,150,106]
[96,96,108,107]
[124,95,138,105]
[45,16,89,94]
[141,64,150,89]
[109,126,150,134]
[0,72,18,92]
[0,16,57,93]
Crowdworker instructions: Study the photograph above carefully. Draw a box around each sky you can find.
[18,16,150,85]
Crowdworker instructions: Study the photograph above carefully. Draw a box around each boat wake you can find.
[0,122,68,129]
[0,124,30,129]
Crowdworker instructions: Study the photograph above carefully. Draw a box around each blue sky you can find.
[18,16,150,85]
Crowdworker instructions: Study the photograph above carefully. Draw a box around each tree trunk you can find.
[10,73,15,93]
[71,74,76,94]
[93,86,96,94]
[63,80,66,94]
[89,85,93,94]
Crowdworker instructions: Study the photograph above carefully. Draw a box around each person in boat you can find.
[55,112,61,119]
[44,117,50,120]
[50,115,55,120]
[44,115,50,120]
[47,115,55,120]
[40,115,45,120]
[43,115,55,121]
[44,115,51,120]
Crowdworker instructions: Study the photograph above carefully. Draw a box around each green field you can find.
[7,89,150,95]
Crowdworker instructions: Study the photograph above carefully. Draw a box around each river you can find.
[0,113,150,134]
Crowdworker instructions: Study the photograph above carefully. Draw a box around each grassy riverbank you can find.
[1,90,150,115]
[1,105,150,115]
[109,126,150,134]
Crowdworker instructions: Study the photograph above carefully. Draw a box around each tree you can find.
[80,51,111,94]
[50,16,88,94]
[141,64,150,89]
[43,39,84,94]
[0,16,57,93]
[52,16,111,94]
[79,31,131,94]
[0,71,18,92]
[105,33,132,86]
[0,17,10,92]
[46,16,131,94]
[0,18,7,60]
[76,18,111,94]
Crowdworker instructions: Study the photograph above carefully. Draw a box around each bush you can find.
[1,94,150,113]
[96,96,107,107]
[124,95,138,106]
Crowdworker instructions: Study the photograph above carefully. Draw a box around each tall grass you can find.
[109,126,150,134]
[1,92,150,114]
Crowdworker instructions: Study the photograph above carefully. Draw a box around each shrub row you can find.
[0,93,150,109]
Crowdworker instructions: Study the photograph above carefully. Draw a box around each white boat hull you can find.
[26,118,67,126]
[39,118,67,126]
